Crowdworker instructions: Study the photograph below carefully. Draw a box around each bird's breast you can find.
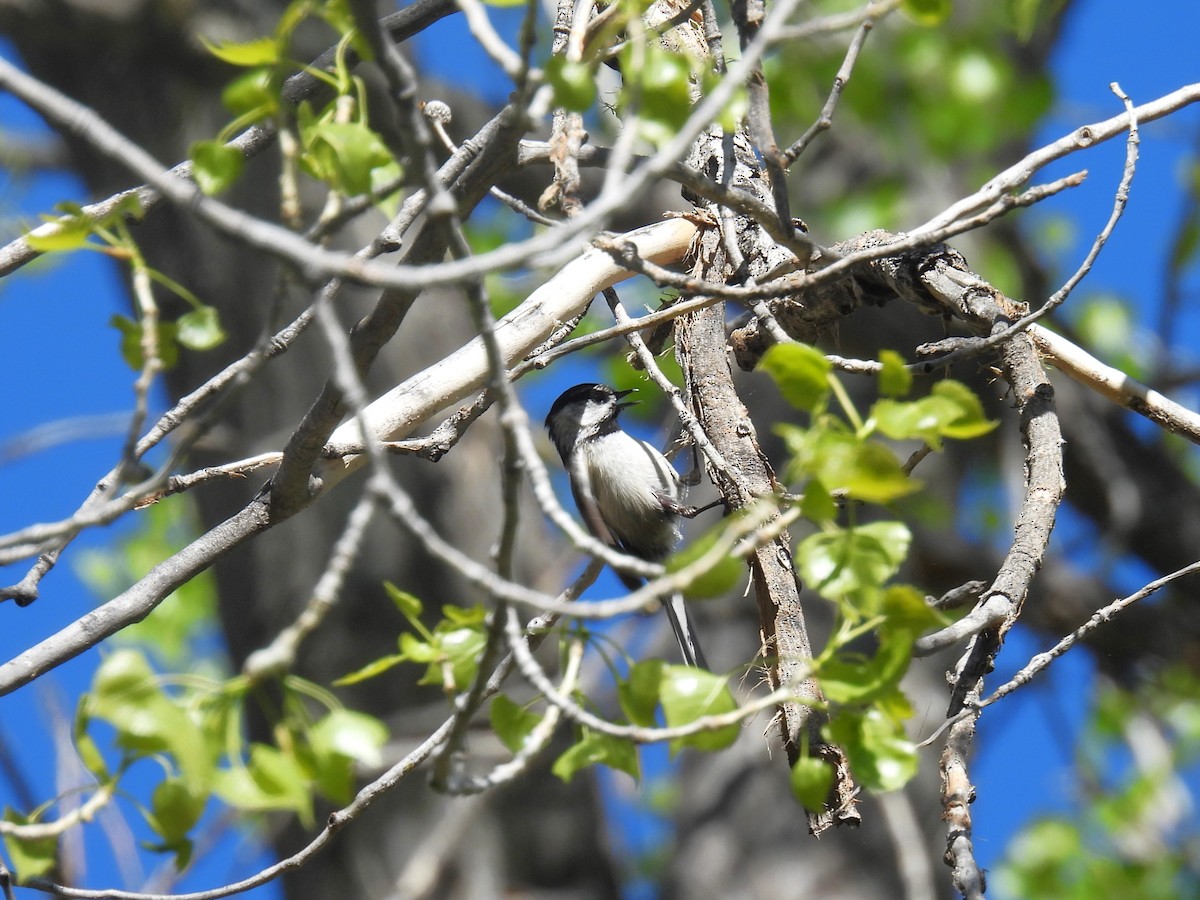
[583,433,680,559]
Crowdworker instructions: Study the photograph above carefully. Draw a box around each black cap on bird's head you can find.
[545,383,636,427]
[545,383,636,462]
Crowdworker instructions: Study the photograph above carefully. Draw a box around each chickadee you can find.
[545,383,708,668]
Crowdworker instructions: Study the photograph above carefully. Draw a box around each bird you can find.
[545,382,708,668]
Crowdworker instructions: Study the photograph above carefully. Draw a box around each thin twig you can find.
[774,0,900,42]
[921,83,1140,370]
[241,489,380,680]
[453,0,525,79]
[979,559,1200,709]
[782,14,876,165]
[604,288,734,480]
[424,100,557,226]
[504,603,806,743]
[428,221,525,789]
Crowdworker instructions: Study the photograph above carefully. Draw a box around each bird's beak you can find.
[615,388,638,410]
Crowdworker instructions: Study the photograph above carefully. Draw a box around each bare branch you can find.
[774,0,900,42]
[940,707,985,900]
[782,12,877,165]
[979,559,1200,709]
[1029,324,1200,445]
[241,489,380,681]
[919,83,1141,371]
[915,83,1200,237]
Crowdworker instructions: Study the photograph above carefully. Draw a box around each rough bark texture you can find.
[675,129,860,831]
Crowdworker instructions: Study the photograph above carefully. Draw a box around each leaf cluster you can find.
[24,200,226,370]
[195,0,399,200]
[493,660,740,784]
[760,342,995,802]
[2,648,387,879]
[335,583,489,694]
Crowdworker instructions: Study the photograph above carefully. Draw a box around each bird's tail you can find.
[661,592,709,669]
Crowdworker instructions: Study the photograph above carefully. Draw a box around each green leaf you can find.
[902,0,953,27]
[615,43,701,148]
[2,808,58,880]
[618,660,665,728]
[417,627,486,694]
[545,57,597,112]
[311,0,358,45]
[398,631,438,663]
[761,343,832,412]
[872,396,958,449]
[190,140,244,196]
[780,424,917,504]
[873,380,998,447]
[797,522,911,607]
[789,755,834,810]
[73,699,111,781]
[826,707,918,793]
[659,666,740,753]
[553,730,639,782]
[303,121,393,196]
[817,627,915,704]
[636,46,695,133]
[825,437,916,503]
[666,520,743,600]
[1170,216,1200,273]
[384,581,423,624]
[84,650,214,794]
[369,159,405,216]
[332,652,406,686]
[491,695,544,754]
[214,744,313,824]
[86,649,173,751]
[201,36,280,67]
[221,68,277,118]
[1076,296,1136,356]
[307,710,387,804]
[1010,0,1044,42]
[110,314,179,371]
[440,604,487,627]
[141,835,194,871]
[150,777,206,844]
[928,380,997,440]
[310,709,388,769]
[24,213,95,252]
[882,584,946,631]
[176,306,227,351]
[878,349,913,398]
[799,479,838,523]
[74,731,109,781]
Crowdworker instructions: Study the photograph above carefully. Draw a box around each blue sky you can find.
[2,0,1200,896]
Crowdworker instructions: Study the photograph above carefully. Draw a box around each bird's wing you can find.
[568,452,617,547]
[569,451,646,591]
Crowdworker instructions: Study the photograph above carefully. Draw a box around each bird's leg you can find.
[656,493,725,519]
